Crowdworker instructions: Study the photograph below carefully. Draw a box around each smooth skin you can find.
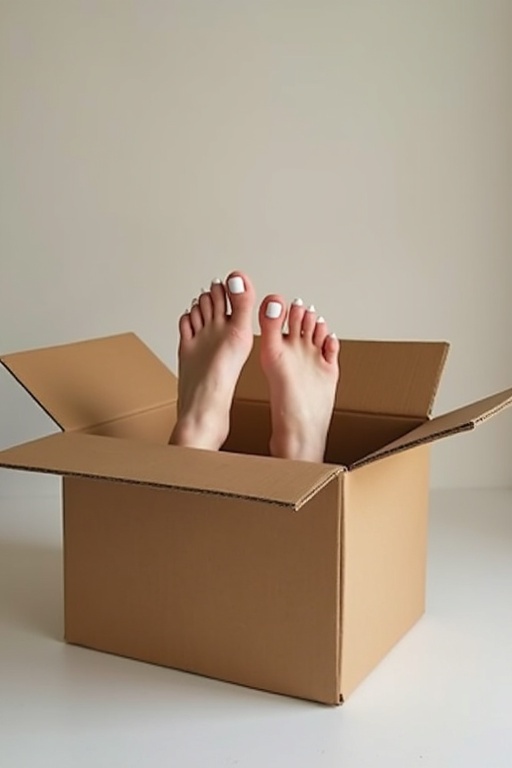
[170,271,340,463]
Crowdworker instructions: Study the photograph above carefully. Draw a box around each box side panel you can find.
[63,476,341,704]
[340,446,430,699]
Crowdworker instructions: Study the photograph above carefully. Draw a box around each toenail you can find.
[317,316,325,323]
[211,277,222,285]
[329,332,337,339]
[227,276,245,294]
[200,287,207,294]
[307,304,316,312]
[265,301,282,319]
[292,298,304,306]
[191,298,198,306]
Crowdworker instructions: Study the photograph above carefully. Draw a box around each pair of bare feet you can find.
[169,271,340,463]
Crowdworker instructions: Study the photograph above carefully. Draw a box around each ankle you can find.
[269,433,326,463]
[170,412,229,451]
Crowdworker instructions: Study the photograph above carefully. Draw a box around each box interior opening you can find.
[80,398,424,468]
[224,401,424,466]
[0,333,445,469]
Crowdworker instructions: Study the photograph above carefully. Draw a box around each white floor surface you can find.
[1,488,511,768]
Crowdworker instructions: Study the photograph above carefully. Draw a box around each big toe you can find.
[226,271,256,329]
[259,294,286,362]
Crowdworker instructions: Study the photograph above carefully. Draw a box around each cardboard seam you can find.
[62,477,70,641]
[337,473,344,703]
[294,468,345,511]
[426,344,450,417]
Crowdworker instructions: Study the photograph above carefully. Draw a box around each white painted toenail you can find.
[317,316,325,324]
[265,301,282,319]
[292,298,303,306]
[200,287,207,294]
[227,276,245,294]
[329,332,337,339]
[211,277,222,285]
[307,304,316,312]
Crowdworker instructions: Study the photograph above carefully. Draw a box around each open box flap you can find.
[235,337,449,418]
[1,333,178,432]
[335,339,449,417]
[0,432,343,509]
[351,386,512,469]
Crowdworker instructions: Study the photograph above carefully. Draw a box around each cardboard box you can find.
[1,332,511,704]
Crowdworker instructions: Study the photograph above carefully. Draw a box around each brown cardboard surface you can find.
[234,337,449,418]
[325,410,423,466]
[84,403,177,444]
[0,432,341,508]
[63,475,342,704]
[223,400,272,457]
[336,340,449,417]
[1,333,177,432]
[341,446,430,698]
[2,330,510,705]
[353,386,512,468]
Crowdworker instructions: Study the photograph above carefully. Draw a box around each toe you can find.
[323,333,340,366]
[225,270,256,330]
[178,311,194,343]
[313,315,328,349]
[301,304,317,340]
[258,294,286,360]
[199,288,214,324]
[210,277,227,320]
[288,298,305,338]
[189,302,204,334]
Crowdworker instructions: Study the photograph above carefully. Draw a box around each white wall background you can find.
[1,0,511,494]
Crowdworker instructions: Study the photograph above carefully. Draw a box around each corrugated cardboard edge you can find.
[0,357,64,431]
[338,471,345,705]
[351,386,512,469]
[425,343,450,417]
[0,432,345,510]
[293,468,345,510]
